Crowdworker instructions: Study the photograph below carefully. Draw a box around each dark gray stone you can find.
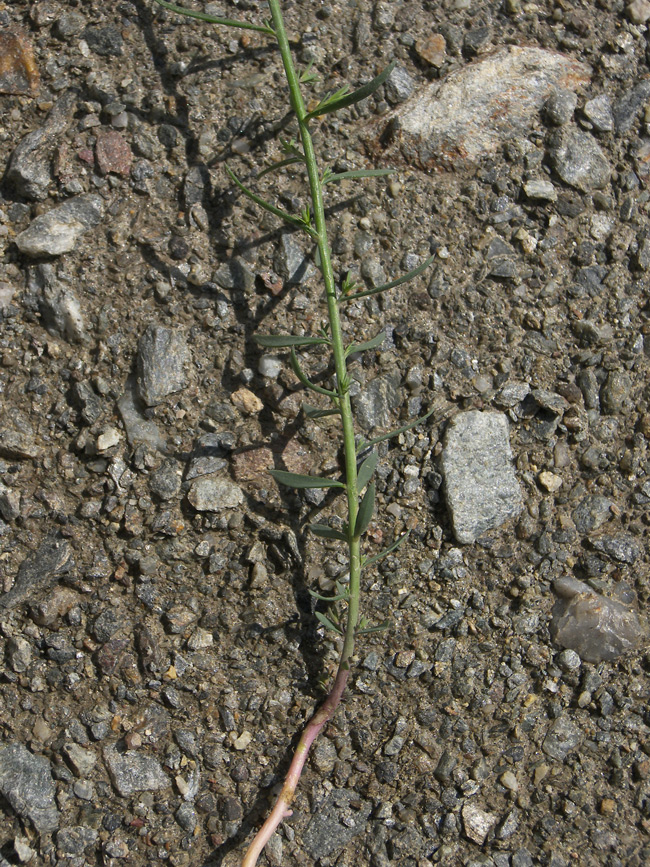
[590,534,642,564]
[16,194,104,257]
[440,410,522,544]
[542,716,582,760]
[544,89,578,126]
[83,25,123,56]
[613,79,650,132]
[548,128,611,191]
[0,535,72,609]
[303,789,372,859]
[583,94,614,132]
[149,460,182,500]
[0,744,59,832]
[600,370,629,415]
[5,90,77,201]
[117,376,167,453]
[571,495,612,534]
[137,325,190,406]
[56,826,98,856]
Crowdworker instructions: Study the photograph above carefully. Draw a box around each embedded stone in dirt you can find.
[440,410,522,544]
[0,744,60,833]
[371,46,591,170]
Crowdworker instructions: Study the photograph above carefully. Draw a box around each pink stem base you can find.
[241,666,350,867]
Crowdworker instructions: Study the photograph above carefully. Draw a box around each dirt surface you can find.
[1,1,650,866]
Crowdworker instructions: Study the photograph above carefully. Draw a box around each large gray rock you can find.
[15,194,104,257]
[440,410,522,544]
[303,789,372,859]
[0,535,72,609]
[373,46,590,170]
[0,744,60,832]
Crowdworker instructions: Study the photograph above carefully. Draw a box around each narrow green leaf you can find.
[354,482,375,537]
[323,168,396,185]
[346,331,386,357]
[363,406,435,448]
[225,165,318,238]
[255,334,330,348]
[290,348,338,397]
[152,0,275,35]
[356,451,378,491]
[356,619,391,636]
[310,523,349,542]
[342,253,436,302]
[269,469,344,489]
[306,59,397,120]
[308,587,350,602]
[340,271,361,298]
[256,156,305,180]
[303,403,340,420]
[362,531,410,567]
[315,611,343,635]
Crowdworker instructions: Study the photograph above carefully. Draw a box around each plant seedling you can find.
[153,2,434,863]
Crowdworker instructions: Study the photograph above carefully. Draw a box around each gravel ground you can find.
[1,1,650,866]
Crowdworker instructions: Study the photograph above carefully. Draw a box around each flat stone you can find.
[303,789,372,859]
[27,263,88,343]
[1,535,72,609]
[56,826,98,857]
[583,94,614,132]
[461,803,497,844]
[590,533,642,564]
[627,0,650,25]
[571,494,612,534]
[95,129,132,176]
[551,576,646,662]
[187,476,244,512]
[542,716,582,761]
[231,387,264,414]
[16,193,104,256]
[63,743,97,777]
[440,410,522,544]
[544,89,578,126]
[0,744,59,833]
[103,745,169,797]
[548,127,611,192]
[6,91,76,200]
[523,179,557,201]
[353,371,401,431]
[136,325,190,406]
[117,376,167,453]
[372,47,590,170]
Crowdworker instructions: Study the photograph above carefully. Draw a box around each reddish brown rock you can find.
[96,129,132,176]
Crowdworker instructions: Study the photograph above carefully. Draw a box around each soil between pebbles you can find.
[1,1,650,866]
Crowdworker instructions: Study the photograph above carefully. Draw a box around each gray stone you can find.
[571,495,612,534]
[103,745,169,796]
[27,264,88,344]
[544,89,578,126]
[583,94,614,132]
[92,608,123,643]
[213,257,256,292]
[440,410,522,544]
[187,476,244,512]
[590,533,641,564]
[83,25,123,56]
[175,802,198,832]
[149,460,182,500]
[16,194,104,257]
[548,128,611,192]
[385,65,415,104]
[613,79,650,133]
[0,744,59,832]
[600,370,629,415]
[56,826,98,857]
[117,376,167,453]
[137,325,190,406]
[63,743,97,777]
[303,789,372,859]
[0,483,21,521]
[72,381,103,425]
[551,576,646,663]
[376,46,590,170]
[5,90,77,201]
[274,233,317,284]
[0,535,72,609]
[542,716,582,760]
[352,371,401,431]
